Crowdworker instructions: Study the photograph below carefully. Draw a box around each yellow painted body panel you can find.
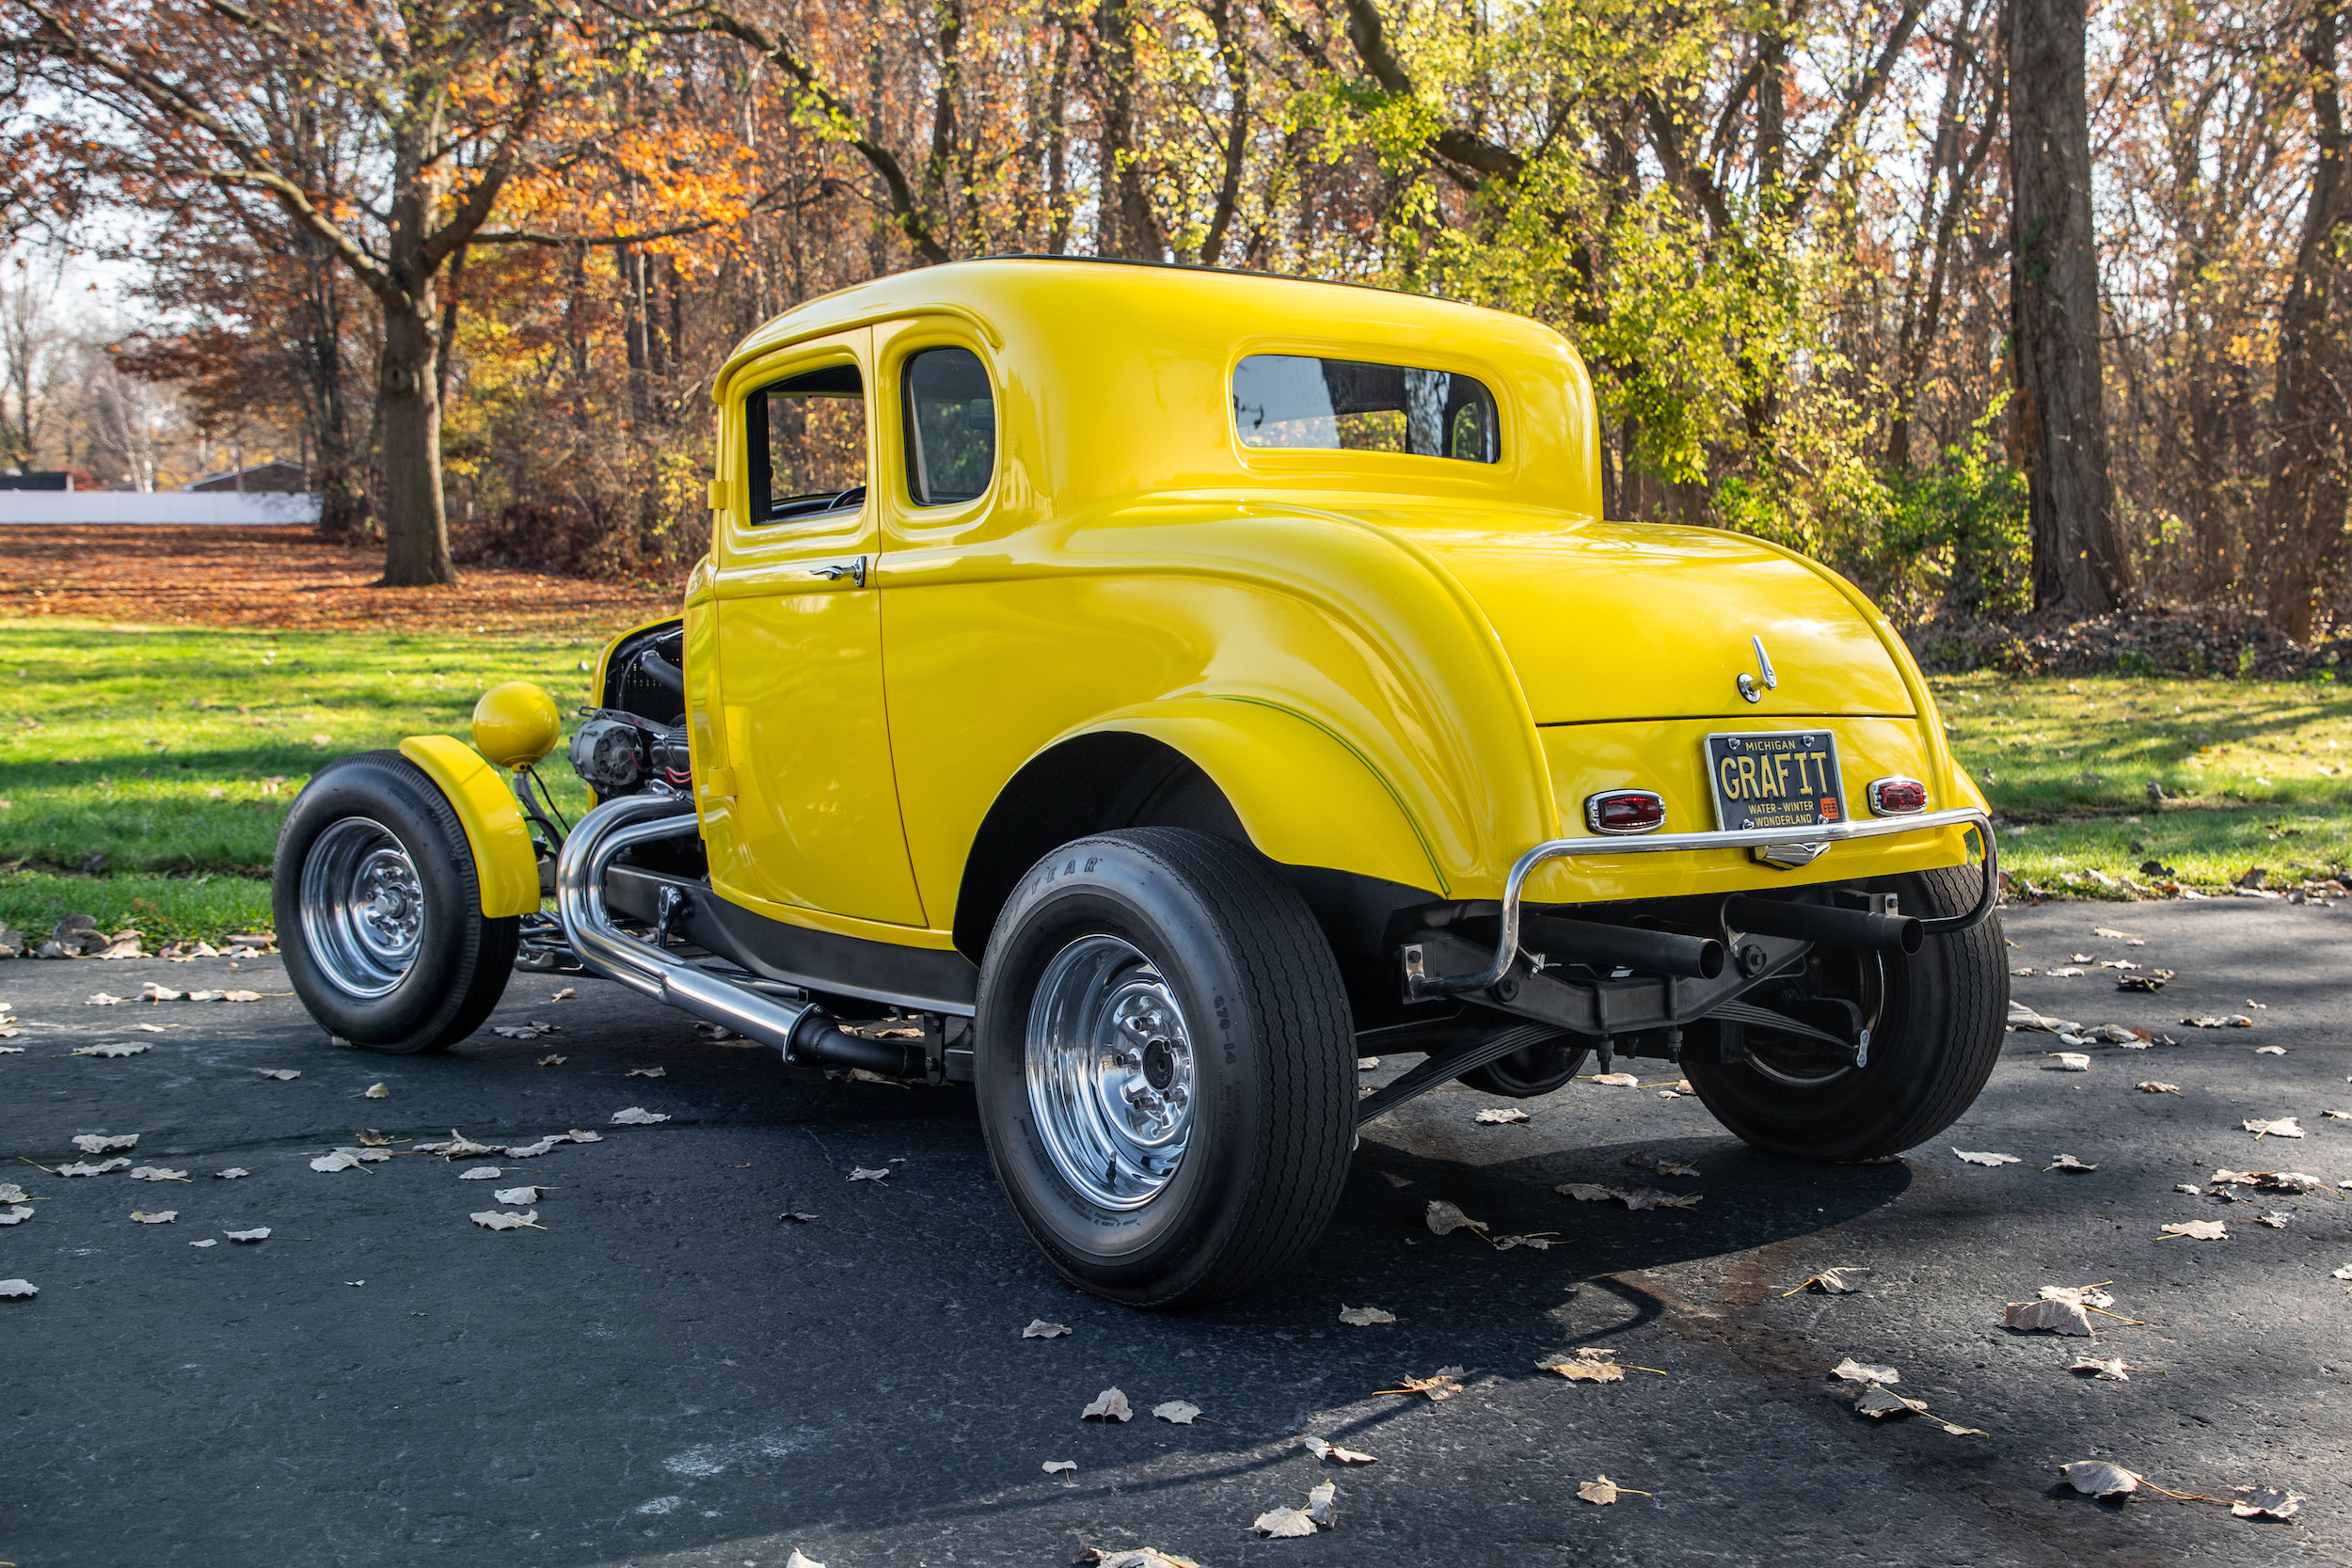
[1527,720,1972,904]
[662,259,1976,939]
[396,736,540,919]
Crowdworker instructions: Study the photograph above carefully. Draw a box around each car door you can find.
[707,329,928,927]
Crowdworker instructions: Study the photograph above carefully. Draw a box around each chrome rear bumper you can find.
[1406,806,1997,999]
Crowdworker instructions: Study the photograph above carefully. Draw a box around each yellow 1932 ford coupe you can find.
[274,258,2004,1307]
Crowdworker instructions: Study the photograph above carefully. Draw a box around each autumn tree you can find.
[7,0,579,583]
[2009,0,2132,611]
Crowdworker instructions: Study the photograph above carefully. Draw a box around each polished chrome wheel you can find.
[297,816,424,999]
[1025,933,1196,1210]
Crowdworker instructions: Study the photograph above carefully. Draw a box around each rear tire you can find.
[974,828,1355,1308]
[1684,864,2006,1161]
[273,752,518,1054]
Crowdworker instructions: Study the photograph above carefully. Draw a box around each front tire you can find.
[1683,864,2006,1161]
[273,752,518,1053]
[974,828,1355,1308]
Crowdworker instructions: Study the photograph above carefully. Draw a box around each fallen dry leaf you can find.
[458,1165,504,1180]
[1297,1435,1377,1465]
[2060,1461,2141,1497]
[2136,1081,2182,1095]
[1831,1357,1900,1386]
[85,992,125,1006]
[2160,1220,2229,1241]
[2182,1014,2255,1029]
[1080,1387,1133,1422]
[309,1152,367,1173]
[1791,1267,1871,1295]
[550,987,577,1001]
[57,1159,129,1177]
[564,1130,602,1143]
[1490,1233,1557,1249]
[2072,1356,2134,1381]
[188,1239,215,1247]
[0,1278,36,1298]
[1022,1320,1071,1338]
[0,1206,30,1226]
[626,1067,667,1078]
[501,1137,561,1159]
[218,990,262,1004]
[469,1209,541,1231]
[69,1043,148,1059]
[2258,1210,2295,1228]
[784,1551,825,1568]
[138,983,183,1002]
[848,1166,890,1182]
[215,1167,249,1179]
[2046,1155,2098,1173]
[1953,1148,2021,1166]
[779,1211,818,1223]
[1079,1552,1200,1568]
[1855,1384,1929,1418]
[492,1186,545,1205]
[1304,1479,1336,1527]
[362,1083,389,1099]
[1557,1182,1615,1201]
[223,1227,270,1243]
[2047,966,2085,978]
[1577,1475,1649,1505]
[128,1210,175,1224]
[491,1022,559,1039]
[1548,1354,1625,1384]
[0,1183,24,1202]
[1424,1198,1487,1236]
[1587,1071,1641,1087]
[536,1054,566,1067]
[2231,1485,2305,1520]
[1376,1366,1466,1402]
[1357,1055,1378,1070]
[2005,1298,2095,1336]
[1252,1505,1316,1538]
[1473,1107,1530,1125]
[2254,1045,2287,1056]
[2244,1117,2304,1139]
[1152,1400,1201,1425]
[611,1107,670,1126]
[2048,1053,2091,1071]
[127,1166,188,1182]
[256,1069,300,1081]
[1041,1460,1076,1476]
[1338,1305,1396,1326]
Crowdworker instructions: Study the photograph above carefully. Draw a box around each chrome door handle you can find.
[808,557,866,587]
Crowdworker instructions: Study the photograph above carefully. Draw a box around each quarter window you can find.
[903,347,996,505]
[747,363,866,525]
[1232,355,1501,464]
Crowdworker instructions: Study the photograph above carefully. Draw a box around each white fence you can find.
[0,491,320,525]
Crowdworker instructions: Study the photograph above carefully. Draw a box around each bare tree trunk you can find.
[2264,0,2352,640]
[2010,0,2132,613]
[376,294,453,585]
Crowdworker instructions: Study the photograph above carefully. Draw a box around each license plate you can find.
[1705,731,1846,833]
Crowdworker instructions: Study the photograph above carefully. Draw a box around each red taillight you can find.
[1867,777,1929,816]
[1586,790,1666,835]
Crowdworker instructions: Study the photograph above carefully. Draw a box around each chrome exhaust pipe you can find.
[553,793,914,1072]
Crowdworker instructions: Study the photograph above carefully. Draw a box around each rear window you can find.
[1232,355,1501,463]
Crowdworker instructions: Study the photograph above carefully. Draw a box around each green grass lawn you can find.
[4,623,2345,942]
[1930,671,2352,895]
[0,621,602,943]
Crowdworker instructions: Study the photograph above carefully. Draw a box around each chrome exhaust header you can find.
[552,792,915,1074]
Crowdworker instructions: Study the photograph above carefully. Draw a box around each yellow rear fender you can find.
[1093,696,1451,895]
[397,736,541,919]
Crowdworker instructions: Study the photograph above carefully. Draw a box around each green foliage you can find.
[1837,401,2030,626]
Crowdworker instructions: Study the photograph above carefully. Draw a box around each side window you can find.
[1231,355,1502,464]
[746,363,866,526]
[903,347,996,506]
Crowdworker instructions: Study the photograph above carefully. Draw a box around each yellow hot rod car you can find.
[274,258,2004,1307]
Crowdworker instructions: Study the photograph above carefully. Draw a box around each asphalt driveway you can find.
[2,897,2346,1567]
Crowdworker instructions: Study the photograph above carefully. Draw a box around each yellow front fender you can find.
[397,736,541,919]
